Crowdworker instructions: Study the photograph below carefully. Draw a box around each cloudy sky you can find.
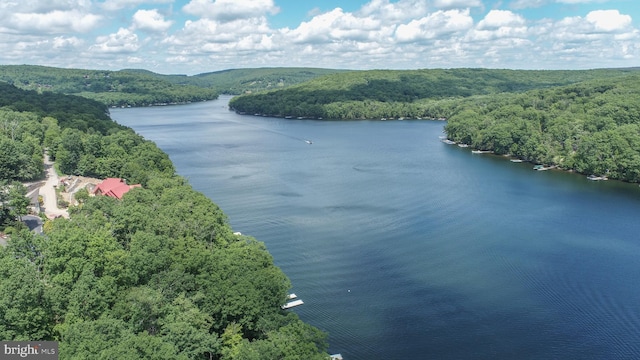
[0,0,638,75]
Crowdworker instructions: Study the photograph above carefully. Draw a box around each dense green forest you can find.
[191,68,347,94]
[0,65,344,107]
[0,65,219,107]
[122,67,346,94]
[0,82,329,359]
[228,68,638,119]
[444,74,640,182]
[0,82,171,185]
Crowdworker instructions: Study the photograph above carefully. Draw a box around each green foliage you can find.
[0,181,30,227]
[54,127,175,182]
[445,74,640,182]
[0,231,52,340]
[0,82,117,134]
[229,68,639,119]
[191,67,347,94]
[0,65,218,107]
[2,169,326,359]
[2,173,327,358]
[0,82,174,183]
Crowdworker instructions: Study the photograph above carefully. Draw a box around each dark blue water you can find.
[111,96,640,360]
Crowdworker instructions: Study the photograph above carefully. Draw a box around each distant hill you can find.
[0,65,218,107]
[190,67,348,94]
[120,67,347,94]
[228,68,640,119]
[0,65,345,108]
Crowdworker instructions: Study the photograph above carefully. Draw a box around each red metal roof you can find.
[93,178,141,199]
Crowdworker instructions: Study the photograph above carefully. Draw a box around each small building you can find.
[93,178,141,200]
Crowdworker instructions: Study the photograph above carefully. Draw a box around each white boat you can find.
[510,159,524,163]
[458,144,470,148]
[282,299,304,309]
[305,140,312,144]
[442,139,456,145]
[472,150,493,154]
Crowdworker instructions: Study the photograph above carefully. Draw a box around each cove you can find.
[111,95,640,360]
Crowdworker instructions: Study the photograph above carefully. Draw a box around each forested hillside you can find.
[0,82,329,359]
[124,68,345,94]
[0,65,219,107]
[228,68,638,119]
[191,68,347,94]
[444,74,640,182]
[0,65,344,107]
[0,82,170,184]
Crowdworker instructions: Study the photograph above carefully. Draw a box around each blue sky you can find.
[0,0,638,74]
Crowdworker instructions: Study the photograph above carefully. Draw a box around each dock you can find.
[587,175,608,181]
[282,299,304,309]
[533,164,557,171]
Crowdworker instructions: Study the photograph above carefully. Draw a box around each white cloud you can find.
[0,0,638,74]
[586,10,632,32]
[166,17,271,44]
[547,10,634,43]
[9,10,102,34]
[90,28,140,53]
[127,56,144,63]
[395,9,473,42]
[182,0,279,22]
[100,0,172,12]
[132,9,173,32]
[163,16,277,59]
[477,10,526,30]
[467,10,528,44]
[358,0,430,22]
[3,0,93,13]
[286,8,387,44]
[52,36,84,49]
[433,0,483,9]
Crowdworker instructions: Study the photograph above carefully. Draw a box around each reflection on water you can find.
[112,96,640,360]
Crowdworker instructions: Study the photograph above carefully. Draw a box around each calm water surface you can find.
[111,96,640,360]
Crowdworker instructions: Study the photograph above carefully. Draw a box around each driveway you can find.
[40,153,69,219]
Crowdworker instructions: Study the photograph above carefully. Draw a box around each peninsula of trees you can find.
[227,68,638,119]
[0,82,329,359]
[444,74,640,182]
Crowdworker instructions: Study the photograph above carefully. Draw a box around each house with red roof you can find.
[92,178,141,200]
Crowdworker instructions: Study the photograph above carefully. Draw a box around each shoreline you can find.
[443,139,624,184]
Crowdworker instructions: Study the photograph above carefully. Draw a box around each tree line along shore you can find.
[0,80,329,359]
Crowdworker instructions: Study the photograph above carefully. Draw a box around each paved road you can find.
[41,153,69,219]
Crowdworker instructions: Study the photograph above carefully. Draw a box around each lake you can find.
[111,96,640,360]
